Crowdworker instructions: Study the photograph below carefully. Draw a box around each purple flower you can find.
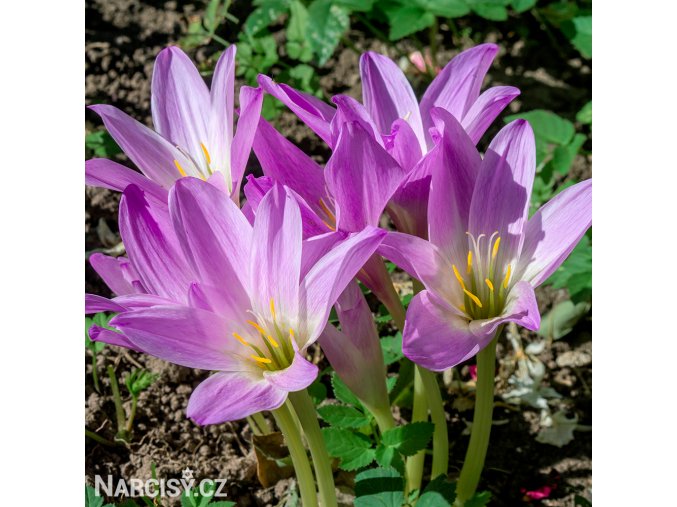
[255,44,517,238]
[86,179,385,424]
[379,109,592,371]
[86,45,263,203]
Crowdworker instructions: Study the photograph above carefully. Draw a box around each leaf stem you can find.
[405,365,428,497]
[107,365,127,440]
[455,336,499,504]
[289,390,338,507]
[273,402,319,507]
[91,353,101,393]
[252,411,273,433]
[417,366,448,478]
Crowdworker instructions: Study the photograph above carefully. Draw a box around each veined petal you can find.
[518,180,592,287]
[119,185,194,302]
[428,108,481,265]
[89,253,139,296]
[326,122,407,232]
[230,85,264,196]
[251,185,303,321]
[469,281,540,336]
[257,74,335,146]
[360,51,425,150]
[85,294,127,314]
[89,325,143,352]
[468,119,536,262]
[403,290,489,371]
[187,371,288,425]
[207,45,236,183]
[301,231,344,279]
[151,46,210,171]
[85,158,168,204]
[330,94,383,148]
[111,305,239,370]
[264,352,318,391]
[384,119,423,172]
[420,44,498,145]
[299,227,386,346]
[89,104,193,187]
[461,86,520,145]
[170,177,252,296]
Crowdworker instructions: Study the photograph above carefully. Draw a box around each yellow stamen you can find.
[289,328,295,338]
[267,335,280,348]
[467,251,473,274]
[485,278,494,291]
[232,332,249,346]
[200,142,211,164]
[452,264,466,290]
[270,298,276,321]
[463,289,483,308]
[247,320,267,335]
[174,159,187,177]
[503,264,512,289]
[459,305,466,313]
[492,236,501,260]
[251,355,272,364]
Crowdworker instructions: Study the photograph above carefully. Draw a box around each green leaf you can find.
[322,427,375,470]
[549,133,585,175]
[288,64,316,91]
[307,0,350,65]
[381,421,434,456]
[286,0,313,62]
[574,495,592,507]
[467,0,510,21]
[537,300,590,340]
[380,333,403,365]
[318,405,371,428]
[244,0,289,36]
[374,444,405,475]
[386,376,398,393]
[334,0,375,11]
[85,130,122,158]
[565,16,592,58]
[505,110,575,146]
[545,234,592,303]
[385,4,435,41]
[85,485,104,507]
[354,467,404,507]
[511,0,536,13]
[125,369,159,397]
[331,372,364,408]
[465,490,492,507]
[308,378,328,403]
[417,0,470,17]
[417,475,457,506]
[576,101,592,125]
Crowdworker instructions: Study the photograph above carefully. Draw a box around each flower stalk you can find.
[417,366,448,478]
[273,402,318,507]
[455,334,499,504]
[289,390,338,507]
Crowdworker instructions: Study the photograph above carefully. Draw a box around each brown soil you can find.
[85,1,591,505]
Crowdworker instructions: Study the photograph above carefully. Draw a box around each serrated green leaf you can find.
[468,0,510,21]
[465,490,492,507]
[308,378,328,403]
[286,0,313,62]
[307,0,350,65]
[322,427,375,470]
[244,0,289,36]
[417,474,457,506]
[85,130,122,158]
[566,16,592,58]
[381,421,434,456]
[354,467,404,507]
[331,372,364,408]
[85,485,104,507]
[374,444,405,475]
[334,0,375,11]
[385,4,435,41]
[125,369,159,397]
[417,0,470,17]
[576,101,592,125]
[511,0,536,13]
[318,404,371,428]
[380,333,403,366]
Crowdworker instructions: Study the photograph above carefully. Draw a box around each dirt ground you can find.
[85,1,592,505]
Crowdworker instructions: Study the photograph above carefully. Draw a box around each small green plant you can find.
[85,313,112,392]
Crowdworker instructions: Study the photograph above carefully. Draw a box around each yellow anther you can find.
[467,251,473,274]
[247,320,267,335]
[289,328,295,338]
[452,264,466,290]
[270,298,276,321]
[503,264,512,289]
[200,142,211,165]
[459,305,466,313]
[492,236,501,260]
[267,335,280,348]
[232,332,249,346]
[463,289,483,308]
[251,355,272,364]
[485,278,494,291]
[318,198,336,225]
[174,159,187,177]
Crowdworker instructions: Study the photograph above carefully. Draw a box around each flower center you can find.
[173,141,214,182]
[451,231,512,320]
[231,298,296,371]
